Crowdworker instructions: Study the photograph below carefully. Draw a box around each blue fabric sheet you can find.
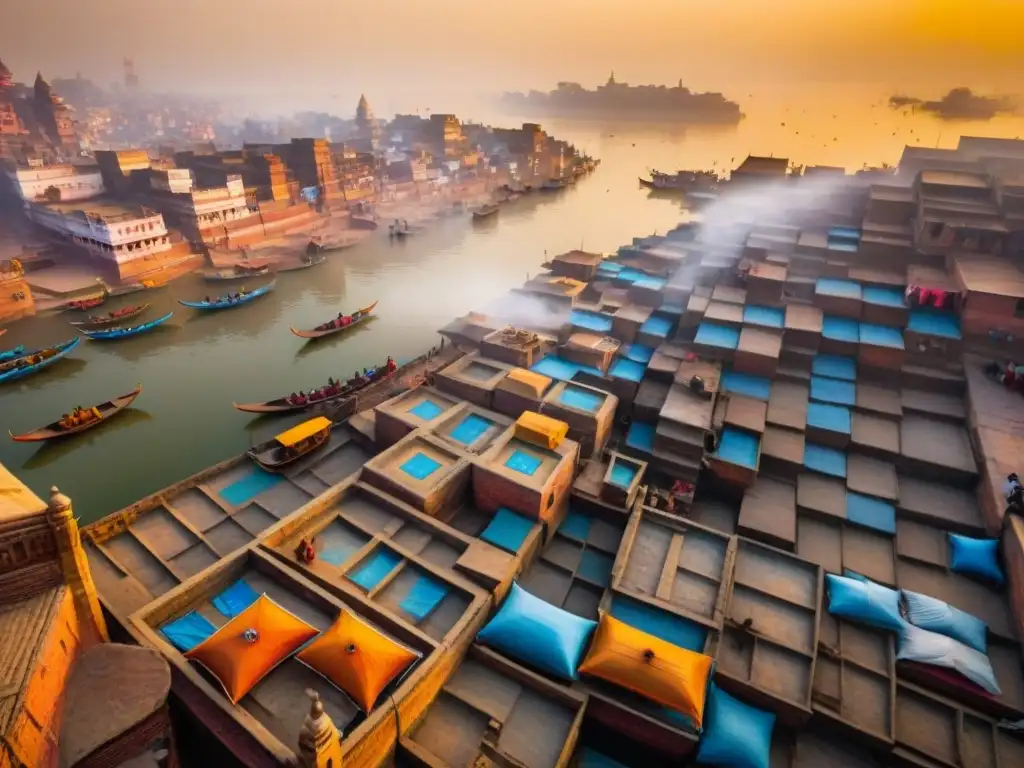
[408,399,444,420]
[506,449,542,475]
[569,309,614,333]
[161,611,216,652]
[908,308,962,339]
[448,414,492,445]
[804,442,847,478]
[863,285,906,307]
[610,594,707,652]
[846,492,896,534]
[743,305,785,328]
[949,535,1005,585]
[609,462,638,488]
[626,421,656,453]
[640,315,673,337]
[822,315,860,342]
[609,357,645,382]
[349,549,402,590]
[860,323,905,349]
[722,369,772,401]
[400,452,442,480]
[811,354,857,381]
[219,469,282,507]
[695,322,740,350]
[634,276,668,290]
[903,590,988,654]
[807,402,852,434]
[620,343,654,364]
[816,278,863,299]
[530,355,601,382]
[481,507,534,552]
[211,579,260,619]
[696,684,776,768]
[810,375,856,406]
[717,427,760,469]
[826,573,905,633]
[559,509,593,541]
[399,574,449,620]
[559,386,604,412]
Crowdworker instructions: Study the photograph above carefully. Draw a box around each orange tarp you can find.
[297,610,419,711]
[514,410,568,450]
[185,594,319,703]
[578,613,713,728]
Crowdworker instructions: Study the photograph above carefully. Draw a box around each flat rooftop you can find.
[41,198,152,222]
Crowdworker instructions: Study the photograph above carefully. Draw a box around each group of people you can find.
[59,405,101,430]
[205,288,248,305]
[284,358,398,406]
[318,308,362,332]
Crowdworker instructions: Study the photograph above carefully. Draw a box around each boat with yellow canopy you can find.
[247,416,332,472]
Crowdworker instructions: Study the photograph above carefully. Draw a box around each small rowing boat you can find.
[472,203,500,220]
[78,312,174,341]
[307,234,358,255]
[289,300,378,340]
[0,338,80,384]
[64,296,106,312]
[9,385,142,442]
[200,264,272,282]
[248,416,332,472]
[278,254,327,273]
[69,303,150,328]
[179,281,276,311]
[233,360,395,414]
[0,344,26,363]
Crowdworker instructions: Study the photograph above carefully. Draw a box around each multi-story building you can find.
[146,171,255,242]
[183,148,295,203]
[25,199,172,268]
[428,113,467,160]
[5,161,105,203]
[32,73,79,157]
[279,138,342,201]
[93,149,152,196]
[332,143,377,202]
[0,59,26,159]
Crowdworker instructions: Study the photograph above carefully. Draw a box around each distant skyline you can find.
[2,0,1022,118]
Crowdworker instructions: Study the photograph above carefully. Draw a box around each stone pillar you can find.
[47,486,109,643]
[297,689,343,768]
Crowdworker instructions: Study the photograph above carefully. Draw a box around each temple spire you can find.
[296,689,342,768]
[607,70,616,86]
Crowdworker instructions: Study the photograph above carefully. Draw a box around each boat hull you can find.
[233,367,391,413]
[247,430,330,472]
[0,337,80,384]
[290,300,378,340]
[69,303,150,328]
[10,386,142,442]
[80,312,174,341]
[0,344,26,363]
[179,281,276,311]
[201,266,271,282]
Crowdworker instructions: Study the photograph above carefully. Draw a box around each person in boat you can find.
[386,356,397,374]
[205,295,211,303]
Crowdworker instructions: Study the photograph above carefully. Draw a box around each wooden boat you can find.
[179,281,276,311]
[289,300,378,340]
[0,344,26,363]
[9,385,142,442]
[233,361,394,414]
[69,303,150,328]
[79,312,174,341]
[307,234,357,255]
[0,338,80,384]
[200,264,272,282]
[247,416,332,472]
[64,296,107,312]
[278,254,327,273]
[472,204,500,220]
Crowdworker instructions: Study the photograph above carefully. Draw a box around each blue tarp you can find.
[640,315,673,337]
[696,684,776,768]
[897,624,1000,695]
[400,452,442,480]
[807,402,852,435]
[620,344,654,364]
[449,414,493,445]
[804,442,847,478]
[822,315,860,342]
[319,541,361,566]
[609,357,645,382]
[717,427,759,469]
[863,285,906,307]
[559,509,593,541]
[161,611,216,652]
[220,469,282,507]
[743,305,784,328]
[609,462,638,488]
[810,375,856,406]
[634,276,668,290]
[399,574,449,620]
[626,421,656,453]
[816,278,862,299]
[610,594,707,652]
[569,309,614,333]
[408,399,444,420]
[531,355,602,382]
[811,354,857,381]
[695,322,740,350]
[903,590,988,654]
[560,386,604,412]
[506,449,542,475]
[908,308,962,340]
[846,492,896,534]
[211,579,260,619]
[481,507,534,552]
[349,549,402,590]
[722,369,772,401]
[860,323,905,349]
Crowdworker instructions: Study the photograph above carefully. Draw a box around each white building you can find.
[26,200,172,266]
[149,174,255,240]
[6,162,105,203]
[150,168,194,194]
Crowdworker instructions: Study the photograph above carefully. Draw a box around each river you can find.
[4,104,1024,523]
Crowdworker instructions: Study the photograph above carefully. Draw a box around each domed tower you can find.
[354,94,381,150]
[33,71,80,156]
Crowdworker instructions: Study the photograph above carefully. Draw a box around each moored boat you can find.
[179,281,276,311]
[640,169,721,193]
[9,385,142,442]
[233,358,397,414]
[69,303,150,328]
[200,264,272,282]
[472,204,500,220]
[0,344,26,363]
[64,296,107,312]
[79,312,174,341]
[289,300,378,340]
[0,337,80,384]
[247,416,332,472]
[307,234,357,255]
[278,254,327,273]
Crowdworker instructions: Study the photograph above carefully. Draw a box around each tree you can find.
[42,185,61,203]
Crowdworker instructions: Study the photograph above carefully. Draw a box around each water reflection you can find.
[82,325,182,363]
[20,408,154,470]
[0,356,89,389]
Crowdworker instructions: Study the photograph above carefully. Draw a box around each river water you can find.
[4,105,1024,523]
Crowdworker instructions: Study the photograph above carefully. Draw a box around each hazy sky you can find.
[2,0,1022,117]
